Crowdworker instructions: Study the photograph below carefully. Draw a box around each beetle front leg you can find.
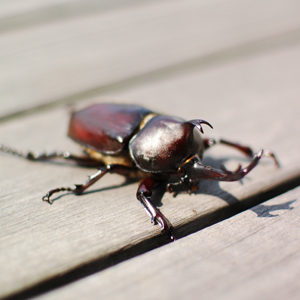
[43,165,136,204]
[167,150,265,194]
[137,177,174,240]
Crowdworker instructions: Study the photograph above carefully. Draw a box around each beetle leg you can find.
[0,144,100,167]
[166,179,199,196]
[167,150,264,194]
[42,165,136,204]
[201,149,261,181]
[203,138,279,167]
[137,177,174,240]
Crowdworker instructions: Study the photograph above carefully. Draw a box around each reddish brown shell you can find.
[68,103,152,154]
[129,115,203,173]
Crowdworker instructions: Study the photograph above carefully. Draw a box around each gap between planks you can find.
[3,170,300,300]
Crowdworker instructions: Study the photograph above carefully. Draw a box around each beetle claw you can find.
[42,194,52,204]
[166,229,175,241]
[154,213,174,239]
[42,186,74,204]
[218,150,263,180]
[263,149,280,167]
[151,217,156,225]
[221,163,242,175]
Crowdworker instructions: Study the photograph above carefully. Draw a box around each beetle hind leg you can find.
[203,138,279,167]
[137,177,174,240]
[0,144,100,167]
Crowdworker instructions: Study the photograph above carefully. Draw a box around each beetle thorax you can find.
[129,115,203,173]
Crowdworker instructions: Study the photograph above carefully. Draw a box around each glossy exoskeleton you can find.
[1,103,279,240]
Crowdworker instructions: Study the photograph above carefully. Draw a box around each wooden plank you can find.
[35,187,300,300]
[0,0,146,33]
[0,0,75,17]
[1,0,300,119]
[0,42,299,298]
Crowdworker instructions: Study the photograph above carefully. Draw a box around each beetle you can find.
[1,103,278,240]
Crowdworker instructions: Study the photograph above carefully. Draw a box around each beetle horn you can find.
[188,119,213,134]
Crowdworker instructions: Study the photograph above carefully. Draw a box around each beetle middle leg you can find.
[203,138,279,167]
[137,176,174,240]
[43,164,137,203]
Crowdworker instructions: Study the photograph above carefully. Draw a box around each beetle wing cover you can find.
[68,103,152,153]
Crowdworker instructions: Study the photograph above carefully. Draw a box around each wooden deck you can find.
[1,1,300,299]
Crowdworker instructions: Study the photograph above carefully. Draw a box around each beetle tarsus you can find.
[220,149,263,181]
[42,187,74,204]
[0,144,101,167]
[263,149,280,168]
[41,167,110,203]
[0,144,25,158]
[42,184,86,203]
[27,150,101,167]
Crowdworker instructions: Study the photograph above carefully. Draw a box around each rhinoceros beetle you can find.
[1,103,279,240]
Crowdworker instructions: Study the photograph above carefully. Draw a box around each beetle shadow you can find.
[250,200,296,217]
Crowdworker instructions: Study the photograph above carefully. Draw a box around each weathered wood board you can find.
[1,0,300,119]
[1,0,300,298]
[1,40,300,298]
[36,186,300,300]
[0,0,138,27]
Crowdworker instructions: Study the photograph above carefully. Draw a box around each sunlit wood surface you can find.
[0,1,300,299]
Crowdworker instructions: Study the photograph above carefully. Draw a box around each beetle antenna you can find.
[188,119,213,134]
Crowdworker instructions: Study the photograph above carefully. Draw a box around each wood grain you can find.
[36,187,300,300]
[1,0,300,298]
[0,41,300,298]
[0,0,146,33]
[1,0,300,119]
